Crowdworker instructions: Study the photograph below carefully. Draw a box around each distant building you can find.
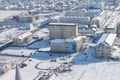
[78,25,96,36]
[96,33,116,58]
[50,36,86,53]
[79,2,105,11]
[13,32,32,46]
[91,16,103,27]
[13,13,43,23]
[105,20,117,33]
[59,17,90,25]
[65,10,87,17]
[49,23,78,39]
[91,11,107,27]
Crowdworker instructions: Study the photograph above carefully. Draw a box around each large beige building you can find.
[96,33,116,58]
[49,23,78,39]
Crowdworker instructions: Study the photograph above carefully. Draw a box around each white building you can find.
[13,31,32,46]
[105,20,117,33]
[50,36,85,53]
[59,16,90,25]
[65,10,87,17]
[96,33,116,58]
[78,25,96,36]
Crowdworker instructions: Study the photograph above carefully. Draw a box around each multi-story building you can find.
[59,17,90,25]
[96,33,116,58]
[49,23,78,39]
[105,17,118,33]
[105,21,117,33]
[13,13,43,23]
[50,36,85,53]
[13,31,32,46]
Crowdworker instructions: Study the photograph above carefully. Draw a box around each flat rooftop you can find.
[49,23,78,26]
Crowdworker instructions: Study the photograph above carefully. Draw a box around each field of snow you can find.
[1,46,120,80]
[28,39,49,49]
[0,28,26,42]
[1,46,35,56]
[0,55,26,64]
[0,10,26,20]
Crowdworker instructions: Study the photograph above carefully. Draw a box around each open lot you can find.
[0,10,26,20]
[0,46,35,57]
[1,47,120,80]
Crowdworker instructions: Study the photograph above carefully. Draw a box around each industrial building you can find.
[13,31,32,46]
[50,36,85,53]
[49,23,78,39]
[96,33,116,58]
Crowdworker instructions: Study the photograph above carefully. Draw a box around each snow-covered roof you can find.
[73,36,83,41]
[78,25,88,28]
[97,33,116,46]
[105,33,116,46]
[92,16,101,21]
[49,23,77,26]
[51,36,83,44]
[79,29,94,33]
[51,39,65,44]
[107,21,117,29]
[17,32,32,39]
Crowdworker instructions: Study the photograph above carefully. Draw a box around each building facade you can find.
[13,32,32,46]
[50,36,85,53]
[59,17,90,25]
[96,33,116,58]
[49,23,78,39]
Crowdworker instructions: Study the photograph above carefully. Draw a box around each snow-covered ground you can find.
[28,39,49,49]
[0,28,26,43]
[0,10,26,20]
[1,46,120,80]
[1,46,35,56]
[0,55,26,64]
